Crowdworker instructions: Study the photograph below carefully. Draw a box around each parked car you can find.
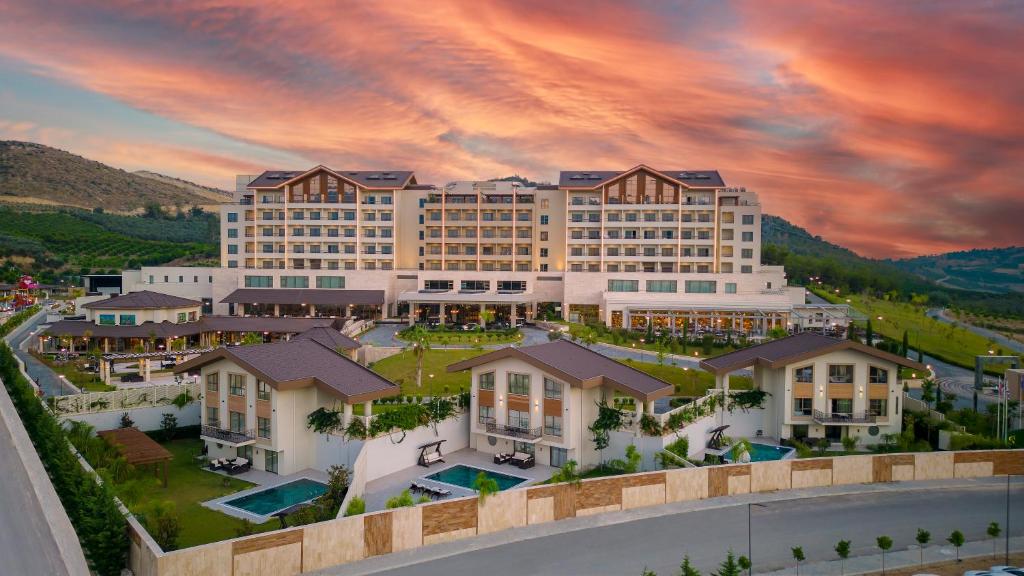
[460,323,479,331]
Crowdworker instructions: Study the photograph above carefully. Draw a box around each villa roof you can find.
[558,165,725,189]
[447,339,673,402]
[247,167,415,189]
[291,326,360,351]
[174,340,398,403]
[699,332,929,375]
[220,288,384,307]
[81,290,201,310]
[43,316,344,339]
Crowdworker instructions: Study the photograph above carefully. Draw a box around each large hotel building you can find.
[107,164,846,336]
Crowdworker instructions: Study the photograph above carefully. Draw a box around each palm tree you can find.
[406,325,431,388]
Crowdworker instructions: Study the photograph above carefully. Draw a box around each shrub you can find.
[385,490,415,509]
[344,496,366,517]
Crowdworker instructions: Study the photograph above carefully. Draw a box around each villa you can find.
[448,339,673,469]
[173,338,399,475]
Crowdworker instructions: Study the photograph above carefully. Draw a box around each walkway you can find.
[315,477,1023,576]
[4,308,79,397]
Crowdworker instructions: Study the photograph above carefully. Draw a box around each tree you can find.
[547,329,562,342]
[834,540,851,575]
[712,550,741,576]
[680,555,701,576]
[947,530,964,562]
[581,328,598,348]
[987,522,1001,557]
[241,332,263,346]
[901,330,909,357]
[915,528,930,565]
[144,500,181,551]
[865,318,874,346]
[473,471,499,504]
[641,568,657,576]
[876,535,892,574]
[405,326,432,389]
[791,546,805,576]
[920,379,936,409]
[847,322,859,343]
[737,555,750,574]
[160,412,177,442]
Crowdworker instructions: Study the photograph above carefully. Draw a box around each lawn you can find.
[370,348,487,395]
[30,351,115,392]
[110,438,276,548]
[567,323,741,358]
[619,359,752,396]
[813,288,1015,371]
[396,327,523,346]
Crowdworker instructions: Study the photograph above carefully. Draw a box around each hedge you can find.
[0,341,128,575]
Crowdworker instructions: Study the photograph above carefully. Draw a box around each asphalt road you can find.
[338,479,1023,576]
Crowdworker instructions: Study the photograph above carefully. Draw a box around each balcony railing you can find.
[480,417,542,440]
[201,424,256,445]
[812,410,876,424]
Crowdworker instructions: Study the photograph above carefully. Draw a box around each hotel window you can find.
[177,312,187,323]
[118,314,136,326]
[316,276,345,289]
[742,214,755,225]
[265,450,278,474]
[280,275,309,288]
[869,366,889,384]
[741,265,753,273]
[684,280,717,294]
[550,447,568,468]
[244,275,272,288]
[539,248,548,258]
[478,372,495,391]
[607,279,639,292]
[831,398,853,414]
[544,378,562,400]
[869,399,888,416]
[229,411,246,433]
[540,215,549,225]
[257,381,271,401]
[206,373,219,392]
[792,397,812,416]
[541,198,550,208]
[227,212,238,223]
[479,405,494,423]
[229,374,246,396]
[544,415,563,437]
[206,406,218,425]
[742,231,754,242]
[794,365,814,383]
[540,231,548,241]
[741,249,753,259]
[507,409,530,430]
[646,280,677,293]
[507,373,530,396]
[99,314,115,325]
[257,417,271,439]
[228,260,238,268]
[725,283,737,294]
[828,365,854,384]
[721,211,734,223]
[227,228,238,238]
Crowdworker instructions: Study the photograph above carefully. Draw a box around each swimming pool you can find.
[424,464,528,491]
[724,442,795,463]
[224,478,327,516]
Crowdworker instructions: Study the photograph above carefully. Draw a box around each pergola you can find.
[100,348,214,384]
[98,427,173,487]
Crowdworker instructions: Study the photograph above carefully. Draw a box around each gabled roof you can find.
[559,165,724,189]
[220,288,384,307]
[247,166,415,190]
[699,332,929,375]
[174,340,397,403]
[82,291,201,310]
[44,316,344,339]
[447,340,673,402]
[292,326,360,351]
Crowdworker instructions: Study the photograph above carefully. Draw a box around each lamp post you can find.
[429,373,436,418]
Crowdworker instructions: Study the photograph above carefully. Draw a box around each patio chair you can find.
[511,452,535,469]
[207,458,225,471]
[493,452,512,465]
[227,458,251,475]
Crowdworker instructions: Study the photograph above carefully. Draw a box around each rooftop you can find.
[291,326,360,351]
[699,332,929,374]
[559,165,725,189]
[44,315,344,338]
[247,167,415,189]
[81,290,202,310]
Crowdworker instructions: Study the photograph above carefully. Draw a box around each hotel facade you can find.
[105,164,848,336]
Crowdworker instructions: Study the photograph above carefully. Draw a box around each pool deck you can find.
[363,449,556,512]
[201,467,329,524]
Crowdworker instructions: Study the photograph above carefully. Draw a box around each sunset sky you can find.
[1,1,1021,258]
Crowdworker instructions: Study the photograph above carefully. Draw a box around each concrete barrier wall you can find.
[64,401,200,432]
[136,449,1024,576]
[359,345,404,366]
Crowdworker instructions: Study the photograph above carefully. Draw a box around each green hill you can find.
[888,247,1024,293]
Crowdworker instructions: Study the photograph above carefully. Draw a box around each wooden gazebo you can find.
[98,427,173,487]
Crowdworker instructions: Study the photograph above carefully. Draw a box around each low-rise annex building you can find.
[700,332,928,445]
[174,339,399,475]
[448,339,673,469]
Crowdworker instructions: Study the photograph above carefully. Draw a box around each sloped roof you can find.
[220,288,384,307]
[44,316,343,338]
[292,326,360,351]
[175,340,397,403]
[558,166,724,189]
[82,291,201,310]
[247,167,415,189]
[699,332,929,375]
[447,339,673,401]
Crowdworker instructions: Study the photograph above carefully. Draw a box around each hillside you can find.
[133,170,231,202]
[0,141,219,212]
[889,247,1024,293]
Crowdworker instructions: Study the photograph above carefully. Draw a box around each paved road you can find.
[324,478,1022,576]
[4,309,75,397]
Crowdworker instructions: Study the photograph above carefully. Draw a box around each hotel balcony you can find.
[479,417,542,442]
[201,423,256,446]
[812,410,876,425]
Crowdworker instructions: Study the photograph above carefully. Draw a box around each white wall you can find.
[63,402,199,432]
[362,413,469,481]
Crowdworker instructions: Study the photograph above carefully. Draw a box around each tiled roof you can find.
[558,168,724,188]
[81,291,201,310]
[44,316,343,338]
[700,332,929,374]
[292,326,360,351]
[247,169,414,189]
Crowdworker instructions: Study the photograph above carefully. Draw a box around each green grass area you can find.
[396,328,523,346]
[814,288,1014,371]
[109,438,276,548]
[567,323,741,358]
[619,359,752,396]
[369,348,487,395]
[29,351,115,392]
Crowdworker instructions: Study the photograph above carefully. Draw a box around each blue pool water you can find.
[424,464,528,491]
[724,443,794,463]
[224,479,327,516]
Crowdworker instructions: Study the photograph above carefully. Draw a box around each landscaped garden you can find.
[370,348,486,395]
[396,325,522,346]
[567,321,768,358]
[619,359,752,397]
[29,350,115,392]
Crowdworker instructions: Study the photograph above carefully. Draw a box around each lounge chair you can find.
[511,452,535,469]
[493,452,512,465]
